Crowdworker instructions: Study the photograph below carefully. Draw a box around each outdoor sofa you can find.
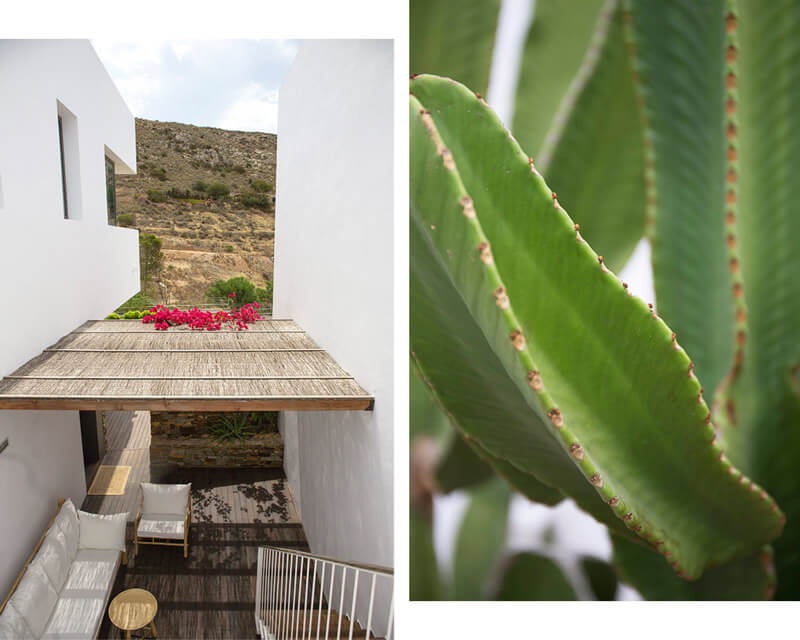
[0,498,127,639]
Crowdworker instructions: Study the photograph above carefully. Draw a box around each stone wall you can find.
[150,411,282,468]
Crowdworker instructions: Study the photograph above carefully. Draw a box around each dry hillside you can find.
[116,118,276,303]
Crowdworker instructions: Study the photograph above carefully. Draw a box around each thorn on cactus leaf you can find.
[726,98,736,115]
[459,195,476,219]
[729,465,737,475]
[671,333,680,350]
[623,512,633,522]
[478,242,493,265]
[475,92,482,99]
[727,233,736,248]
[622,282,628,289]
[729,257,739,274]
[552,192,558,208]
[590,473,603,488]
[494,286,510,309]
[727,122,737,139]
[441,150,455,171]
[733,282,743,299]
[726,190,736,204]
[569,443,584,461]
[510,329,526,350]
[726,72,736,90]
[527,370,543,390]
[688,362,694,377]
[608,496,619,507]
[705,412,712,425]
[760,488,768,500]
[736,330,746,346]
[654,539,664,548]
[738,474,747,485]
[663,550,672,558]
[727,168,737,183]
[633,524,642,533]
[725,12,737,33]
[410,73,419,79]
[726,44,737,63]
[737,308,746,323]
[548,408,563,428]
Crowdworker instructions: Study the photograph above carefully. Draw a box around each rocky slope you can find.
[116,118,276,303]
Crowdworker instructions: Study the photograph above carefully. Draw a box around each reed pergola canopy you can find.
[0,319,373,411]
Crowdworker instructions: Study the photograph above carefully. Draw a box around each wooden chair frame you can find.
[0,498,126,640]
[133,487,191,559]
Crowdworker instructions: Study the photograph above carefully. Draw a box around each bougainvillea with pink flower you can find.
[142,302,264,331]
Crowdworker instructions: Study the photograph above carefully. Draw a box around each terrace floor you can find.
[81,411,308,639]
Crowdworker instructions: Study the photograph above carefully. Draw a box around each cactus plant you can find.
[410,0,800,600]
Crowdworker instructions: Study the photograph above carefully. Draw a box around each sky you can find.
[91,40,299,134]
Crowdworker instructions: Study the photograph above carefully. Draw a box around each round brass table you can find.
[108,588,158,639]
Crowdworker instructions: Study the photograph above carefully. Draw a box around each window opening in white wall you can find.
[58,116,69,218]
[56,101,82,220]
[105,155,117,225]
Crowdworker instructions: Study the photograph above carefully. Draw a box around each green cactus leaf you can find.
[714,0,800,600]
[410,0,500,96]
[540,1,646,273]
[495,552,578,600]
[410,506,443,600]
[512,0,606,159]
[580,555,619,601]
[453,477,512,600]
[613,535,776,600]
[410,73,783,579]
[411,193,630,538]
[410,362,449,441]
[625,0,734,400]
[414,355,563,503]
[436,429,496,493]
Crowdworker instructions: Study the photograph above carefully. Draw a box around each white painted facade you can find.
[273,40,393,632]
[0,40,139,595]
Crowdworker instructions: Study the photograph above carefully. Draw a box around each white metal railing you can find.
[255,547,394,640]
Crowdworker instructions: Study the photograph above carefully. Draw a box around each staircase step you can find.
[260,608,381,638]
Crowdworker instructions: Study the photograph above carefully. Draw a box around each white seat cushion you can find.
[37,528,70,593]
[8,562,58,638]
[53,500,80,563]
[43,549,120,639]
[141,483,190,515]
[0,602,35,640]
[78,511,127,552]
[138,513,186,539]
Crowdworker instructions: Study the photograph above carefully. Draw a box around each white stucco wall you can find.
[0,40,139,595]
[273,40,393,631]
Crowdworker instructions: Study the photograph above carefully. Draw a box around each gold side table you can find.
[108,588,158,639]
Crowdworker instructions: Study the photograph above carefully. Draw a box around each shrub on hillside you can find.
[249,180,273,193]
[147,189,166,203]
[207,182,230,199]
[117,213,136,227]
[238,192,272,211]
[192,180,208,192]
[149,167,168,181]
[206,276,267,306]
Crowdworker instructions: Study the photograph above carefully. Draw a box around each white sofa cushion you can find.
[142,482,190,515]
[36,529,70,593]
[53,500,79,563]
[78,511,127,552]
[8,563,58,638]
[0,602,35,640]
[138,513,186,539]
[44,549,120,639]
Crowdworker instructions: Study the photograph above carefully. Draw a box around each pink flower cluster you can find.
[142,303,263,331]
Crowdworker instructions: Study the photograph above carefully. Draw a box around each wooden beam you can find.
[0,395,374,411]
[6,375,355,381]
[44,348,326,353]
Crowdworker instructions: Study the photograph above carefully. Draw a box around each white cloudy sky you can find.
[91,40,299,134]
